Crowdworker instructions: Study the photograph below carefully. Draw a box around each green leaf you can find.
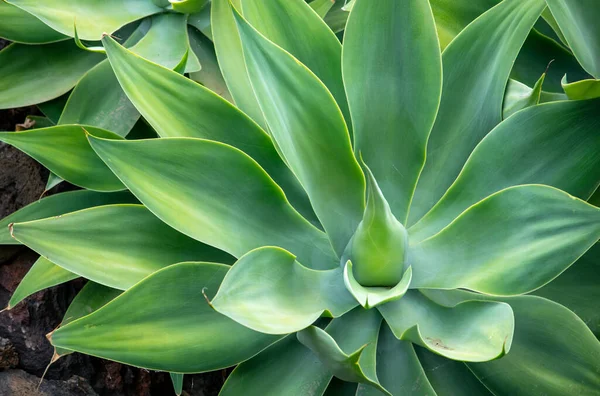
[410,185,600,295]
[11,204,233,290]
[169,373,183,396]
[323,378,358,395]
[188,4,212,39]
[211,0,266,128]
[410,99,600,243]
[562,76,600,100]
[323,0,349,34]
[241,0,350,131]
[7,257,78,310]
[343,262,411,309]
[188,27,232,101]
[0,190,137,245]
[220,336,331,396]
[534,243,600,336]
[0,2,67,44]
[545,0,600,78]
[37,93,69,124]
[169,0,208,14]
[50,262,281,373]
[408,0,546,225]
[379,290,513,362]
[212,247,356,334]
[502,73,545,118]
[234,9,365,256]
[356,325,436,396]
[88,136,337,269]
[309,0,335,19]
[6,0,163,40]
[0,126,125,192]
[0,41,103,109]
[101,36,316,225]
[22,116,55,130]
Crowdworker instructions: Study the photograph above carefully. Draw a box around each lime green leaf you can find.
[234,10,365,256]
[6,0,163,40]
[169,0,208,14]
[212,247,356,334]
[410,185,600,295]
[241,0,350,130]
[188,4,212,39]
[11,204,232,290]
[545,0,600,78]
[343,0,441,223]
[411,99,600,243]
[379,290,513,362]
[0,41,103,109]
[309,0,335,18]
[534,243,600,336]
[188,27,232,101]
[169,373,183,396]
[503,73,546,118]
[50,262,281,373]
[0,126,125,192]
[220,336,331,396]
[0,190,136,245]
[7,257,78,310]
[562,76,600,100]
[44,173,63,192]
[408,0,546,224]
[343,262,411,309]
[356,325,436,396]
[0,2,67,44]
[323,0,349,33]
[88,136,336,269]
[212,0,266,128]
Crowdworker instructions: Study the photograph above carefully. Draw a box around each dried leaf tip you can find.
[8,223,14,239]
[201,287,213,307]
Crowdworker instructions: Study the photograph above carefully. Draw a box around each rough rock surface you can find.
[0,369,97,396]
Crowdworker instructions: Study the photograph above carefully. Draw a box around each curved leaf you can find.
[50,262,282,373]
[343,0,441,223]
[562,77,600,100]
[379,290,513,362]
[0,2,67,44]
[169,373,183,396]
[6,0,163,40]
[88,136,337,269]
[410,99,600,242]
[309,0,335,19]
[0,126,125,192]
[188,27,232,101]
[169,0,208,14]
[234,9,365,256]
[212,247,356,334]
[11,204,232,290]
[502,73,545,119]
[343,262,412,309]
[409,0,546,224]
[410,185,600,295]
[0,41,103,109]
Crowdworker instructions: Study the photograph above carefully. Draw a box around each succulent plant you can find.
[1,0,600,395]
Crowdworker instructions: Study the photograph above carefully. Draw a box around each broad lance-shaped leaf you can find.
[50,263,282,373]
[408,0,546,225]
[378,290,514,362]
[410,185,600,295]
[546,0,600,78]
[0,2,67,44]
[309,0,335,18]
[241,0,351,131]
[410,98,600,243]
[211,247,356,334]
[0,126,125,192]
[101,36,316,225]
[88,137,337,270]
[562,77,600,100]
[11,204,233,290]
[356,325,436,396]
[342,0,441,223]
[298,308,387,394]
[188,27,232,102]
[220,336,331,396]
[169,0,208,14]
[502,74,546,119]
[7,257,78,310]
[170,373,183,396]
[6,0,163,40]
[234,10,365,256]
[0,41,103,109]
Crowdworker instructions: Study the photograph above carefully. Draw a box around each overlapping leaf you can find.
[0,2,67,44]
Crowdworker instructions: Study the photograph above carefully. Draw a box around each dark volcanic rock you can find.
[0,369,97,396]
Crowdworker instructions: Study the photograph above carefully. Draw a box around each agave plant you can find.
[2,0,600,395]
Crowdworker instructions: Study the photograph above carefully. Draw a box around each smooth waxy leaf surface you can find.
[343,262,412,309]
[0,126,125,191]
[409,0,546,224]
[0,190,136,245]
[188,28,232,101]
[410,99,600,242]
[379,290,513,362]
[169,0,208,14]
[11,204,232,290]
[502,74,545,118]
[220,336,331,396]
[234,10,365,256]
[562,77,600,100]
[343,0,441,223]
[37,94,69,125]
[309,0,335,18]
[89,137,337,269]
[7,257,78,310]
[0,41,103,109]
[51,263,281,373]
[169,373,183,396]
[0,2,67,44]
[6,0,163,40]
[410,185,600,295]
[212,247,356,334]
